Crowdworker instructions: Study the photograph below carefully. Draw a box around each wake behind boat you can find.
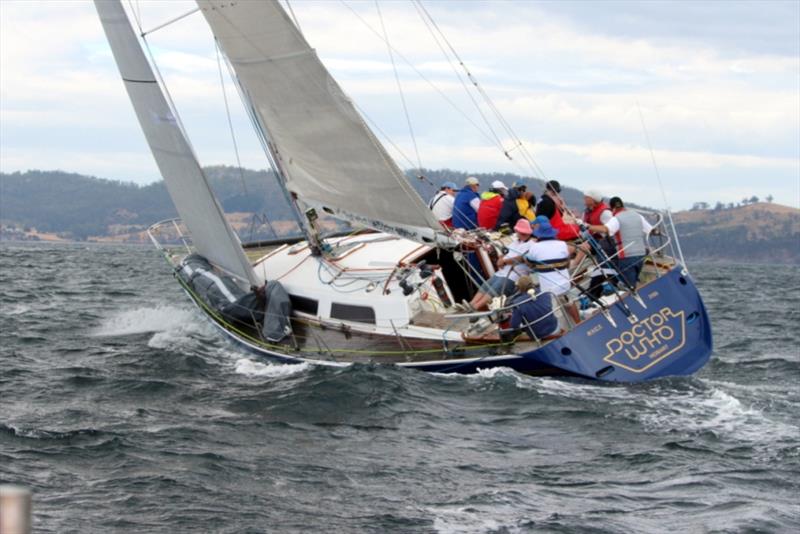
[95,0,712,382]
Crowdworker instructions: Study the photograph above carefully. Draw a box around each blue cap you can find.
[533,216,558,239]
[442,181,458,190]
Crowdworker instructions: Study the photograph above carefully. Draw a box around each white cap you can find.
[491,180,508,191]
[584,189,604,202]
[465,176,479,186]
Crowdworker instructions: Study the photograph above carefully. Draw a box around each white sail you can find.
[95,1,258,286]
[198,0,444,244]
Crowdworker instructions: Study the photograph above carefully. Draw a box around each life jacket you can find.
[584,202,616,257]
[452,188,479,229]
[477,191,504,229]
[550,208,580,241]
[516,197,535,221]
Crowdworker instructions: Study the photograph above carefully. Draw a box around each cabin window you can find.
[330,303,376,324]
[289,295,318,315]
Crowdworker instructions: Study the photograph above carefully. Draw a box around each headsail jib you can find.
[94,1,258,286]
[198,0,444,244]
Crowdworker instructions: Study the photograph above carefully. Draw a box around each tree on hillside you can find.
[766,194,774,203]
[691,202,709,210]
[749,195,759,204]
[714,201,724,211]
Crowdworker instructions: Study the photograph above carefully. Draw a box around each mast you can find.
[94,0,259,286]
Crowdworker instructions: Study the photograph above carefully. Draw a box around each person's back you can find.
[429,182,456,227]
[612,209,649,258]
[516,191,536,221]
[477,190,504,229]
[494,188,522,230]
[509,291,559,339]
[527,239,571,295]
[453,178,481,229]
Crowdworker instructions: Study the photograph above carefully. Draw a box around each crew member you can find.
[428,181,457,228]
[477,180,508,229]
[587,196,653,288]
[468,218,534,310]
[452,177,481,229]
[524,216,580,323]
[580,190,617,299]
[508,275,560,340]
[536,180,580,241]
[494,182,525,231]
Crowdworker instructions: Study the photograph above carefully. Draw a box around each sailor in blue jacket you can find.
[508,276,560,339]
[452,176,481,229]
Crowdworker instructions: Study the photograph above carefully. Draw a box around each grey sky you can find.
[1,0,798,210]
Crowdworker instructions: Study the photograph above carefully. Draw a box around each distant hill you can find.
[672,202,800,264]
[1,168,797,263]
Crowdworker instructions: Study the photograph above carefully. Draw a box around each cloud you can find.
[1,0,798,210]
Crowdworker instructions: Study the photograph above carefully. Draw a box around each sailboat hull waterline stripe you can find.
[95,0,258,287]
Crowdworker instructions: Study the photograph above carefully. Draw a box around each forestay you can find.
[198,0,444,243]
[95,1,258,286]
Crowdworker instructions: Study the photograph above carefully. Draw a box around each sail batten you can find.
[198,0,444,243]
[95,1,258,286]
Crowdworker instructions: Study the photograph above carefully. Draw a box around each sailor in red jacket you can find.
[535,180,580,241]
[476,180,508,229]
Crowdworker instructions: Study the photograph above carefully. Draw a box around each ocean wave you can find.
[92,305,200,337]
[233,358,311,378]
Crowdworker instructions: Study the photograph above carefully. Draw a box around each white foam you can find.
[429,504,511,534]
[638,386,798,444]
[233,358,310,378]
[4,304,30,316]
[93,305,199,337]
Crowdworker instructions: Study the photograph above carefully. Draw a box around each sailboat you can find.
[94,0,712,381]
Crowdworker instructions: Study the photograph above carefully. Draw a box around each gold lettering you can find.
[620,331,635,345]
[631,324,645,338]
[606,338,623,355]
[656,326,674,341]
[638,335,657,352]
[651,313,665,327]
[624,343,648,361]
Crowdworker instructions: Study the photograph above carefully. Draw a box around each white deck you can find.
[250,232,463,340]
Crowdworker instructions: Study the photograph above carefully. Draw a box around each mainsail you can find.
[198,0,444,243]
[95,1,258,286]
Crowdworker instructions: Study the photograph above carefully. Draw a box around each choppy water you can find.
[1,242,798,533]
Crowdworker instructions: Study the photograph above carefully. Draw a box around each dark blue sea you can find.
[1,242,798,533]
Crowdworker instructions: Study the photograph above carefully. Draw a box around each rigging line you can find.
[414,0,546,179]
[375,0,424,176]
[126,2,196,159]
[337,0,499,150]
[284,0,304,36]
[214,39,249,195]
[410,0,507,156]
[126,0,143,33]
[140,7,200,37]
[636,101,687,271]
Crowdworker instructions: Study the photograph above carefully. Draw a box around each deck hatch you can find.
[331,303,376,324]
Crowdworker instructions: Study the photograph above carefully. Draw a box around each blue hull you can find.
[194,266,712,382]
[511,267,713,381]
